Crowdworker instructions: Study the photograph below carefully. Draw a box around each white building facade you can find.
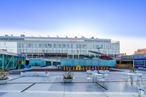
[0,35,120,59]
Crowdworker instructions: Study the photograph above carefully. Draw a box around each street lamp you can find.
[97,47,101,74]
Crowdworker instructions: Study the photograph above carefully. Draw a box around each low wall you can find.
[63,66,109,71]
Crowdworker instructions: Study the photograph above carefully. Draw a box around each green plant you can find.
[129,67,137,72]
[63,70,74,79]
[91,69,94,71]
[44,68,48,73]
[22,70,26,73]
[35,63,38,66]
[0,69,9,80]
[54,64,57,67]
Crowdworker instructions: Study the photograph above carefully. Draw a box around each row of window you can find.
[18,49,119,54]
[84,40,110,43]
[0,38,24,41]
[134,60,146,66]
[0,38,110,43]
[18,43,119,49]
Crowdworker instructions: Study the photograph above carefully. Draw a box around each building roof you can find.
[0,35,111,41]
[0,49,18,56]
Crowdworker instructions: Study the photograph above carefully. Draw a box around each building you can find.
[0,35,120,66]
[119,53,146,64]
[133,58,146,69]
[120,53,127,56]
[0,49,26,69]
[116,53,146,69]
[134,48,146,54]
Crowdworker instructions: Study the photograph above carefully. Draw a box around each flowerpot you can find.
[62,78,73,82]
[0,79,9,85]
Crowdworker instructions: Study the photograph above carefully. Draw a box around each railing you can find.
[115,64,133,69]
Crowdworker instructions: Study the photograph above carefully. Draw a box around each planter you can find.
[129,72,137,74]
[0,79,9,85]
[35,72,50,77]
[86,70,98,74]
[21,72,35,77]
[31,66,41,69]
[62,78,74,82]
[99,70,110,74]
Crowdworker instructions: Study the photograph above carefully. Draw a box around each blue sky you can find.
[0,0,146,54]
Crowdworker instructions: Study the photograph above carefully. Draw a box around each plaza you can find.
[0,69,145,97]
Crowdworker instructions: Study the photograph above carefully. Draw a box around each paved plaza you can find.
[0,70,146,97]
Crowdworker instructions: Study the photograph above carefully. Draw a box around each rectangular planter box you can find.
[35,72,50,77]
[21,72,35,77]
[86,70,98,74]
[99,70,110,74]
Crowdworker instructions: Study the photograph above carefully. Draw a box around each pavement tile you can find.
[0,84,31,92]
[0,92,7,97]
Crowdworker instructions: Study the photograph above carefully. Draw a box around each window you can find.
[93,45,95,49]
[101,45,103,49]
[110,45,111,49]
[48,44,52,48]
[71,50,74,54]
[43,44,47,48]
[96,45,99,48]
[53,44,57,48]
[28,43,32,48]
[21,43,24,48]
[63,44,66,48]
[34,43,37,47]
[82,44,86,49]
[67,44,70,48]
[135,60,146,66]
[106,44,108,49]
[39,44,42,48]
[58,44,61,48]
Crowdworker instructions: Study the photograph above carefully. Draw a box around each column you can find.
[2,55,4,69]
[12,56,15,68]
[51,61,53,66]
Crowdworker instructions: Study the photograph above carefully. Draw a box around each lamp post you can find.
[97,47,101,73]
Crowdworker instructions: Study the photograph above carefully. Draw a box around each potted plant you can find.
[62,70,74,82]
[0,69,9,85]
[129,67,137,73]
[21,70,26,76]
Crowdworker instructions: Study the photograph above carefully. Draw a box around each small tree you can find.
[129,67,137,72]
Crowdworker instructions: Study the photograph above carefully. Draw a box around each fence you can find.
[115,64,133,69]
[61,59,116,67]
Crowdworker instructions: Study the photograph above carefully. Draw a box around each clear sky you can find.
[0,0,146,55]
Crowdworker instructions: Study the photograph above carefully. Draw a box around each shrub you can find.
[129,67,137,72]
[22,70,26,73]
[0,69,9,80]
